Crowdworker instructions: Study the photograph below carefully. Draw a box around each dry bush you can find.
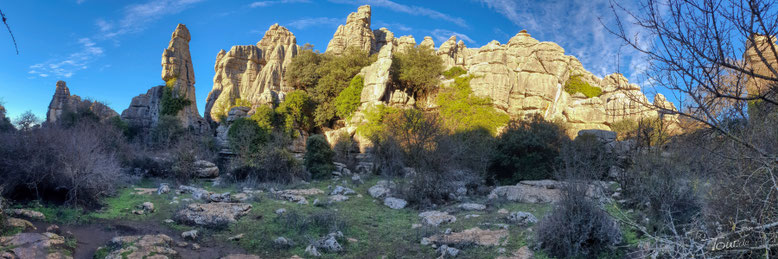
[535,182,622,258]
[230,132,307,185]
[333,132,358,169]
[0,121,123,207]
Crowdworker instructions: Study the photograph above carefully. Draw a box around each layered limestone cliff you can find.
[46,80,118,125]
[122,24,208,138]
[326,5,374,55]
[320,6,677,139]
[205,24,299,122]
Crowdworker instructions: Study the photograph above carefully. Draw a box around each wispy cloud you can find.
[29,0,205,79]
[476,0,650,82]
[287,17,342,29]
[431,29,475,45]
[374,21,412,32]
[29,38,104,78]
[249,0,310,8]
[330,0,468,28]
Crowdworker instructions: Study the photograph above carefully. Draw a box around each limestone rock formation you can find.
[420,36,435,49]
[46,80,118,125]
[326,5,374,55]
[161,24,209,132]
[745,35,777,97]
[205,24,299,122]
[121,86,163,139]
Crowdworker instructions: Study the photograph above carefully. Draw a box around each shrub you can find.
[14,110,39,131]
[232,146,306,184]
[437,75,509,135]
[333,132,357,169]
[276,90,314,135]
[355,104,399,140]
[151,115,185,147]
[304,134,335,179]
[609,119,638,140]
[161,83,192,116]
[391,46,444,97]
[535,183,622,258]
[442,66,466,79]
[249,105,276,132]
[565,75,602,98]
[285,44,322,91]
[558,134,614,180]
[0,121,123,207]
[334,75,364,120]
[228,117,271,157]
[310,48,375,127]
[490,114,568,183]
[60,101,100,128]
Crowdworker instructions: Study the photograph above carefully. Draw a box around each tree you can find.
[285,44,322,91]
[391,46,444,97]
[14,110,39,131]
[334,75,364,120]
[310,48,375,127]
[276,90,314,134]
[304,134,335,179]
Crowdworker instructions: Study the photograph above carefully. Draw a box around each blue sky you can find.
[0,0,648,120]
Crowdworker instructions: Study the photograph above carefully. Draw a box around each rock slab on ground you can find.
[175,202,252,227]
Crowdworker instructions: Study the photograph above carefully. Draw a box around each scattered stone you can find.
[330,186,356,196]
[175,202,252,227]
[179,185,231,202]
[312,199,321,206]
[411,223,422,229]
[427,227,509,247]
[420,237,431,246]
[194,160,220,178]
[274,237,294,248]
[419,211,456,227]
[164,219,174,224]
[351,175,363,184]
[141,202,155,213]
[383,197,407,209]
[275,208,287,215]
[133,188,157,195]
[157,183,171,194]
[438,245,460,257]
[191,243,201,250]
[329,195,349,203]
[305,245,321,257]
[46,224,60,234]
[273,188,324,204]
[508,211,538,226]
[457,203,486,211]
[6,217,35,230]
[488,183,561,204]
[314,235,343,253]
[496,246,534,259]
[228,234,244,241]
[464,214,480,219]
[176,241,189,247]
[368,180,395,198]
[0,232,67,259]
[7,209,45,220]
[347,237,358,243]
[104,234,177,259]
[181,230,198,240]
[498,209,509,214]
[222,254,261,259]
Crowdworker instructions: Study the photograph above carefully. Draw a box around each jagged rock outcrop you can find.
[161,24,209,132]
[420,36,435,49]
[326,5,374,55]
[121,86,163,138]
[745,35,777,97]
[205,24,299,122]
[46,80,118,125]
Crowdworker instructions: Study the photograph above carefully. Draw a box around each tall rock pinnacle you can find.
[160,23,207,130]
[326,5,374,55]
[46,80,118,125]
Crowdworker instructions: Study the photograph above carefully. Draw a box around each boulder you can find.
[383,197,407,209]
[507,211,538,226]
[175,203,252,227]
[330,186,356,196]
[426,227,509,247]
[7,209,45,221]
[193,160,219,178]
[0,232,68,259]
[488,183,561,203]
[103,234,177,259]
[457,203,486,211]
[437,245,460,258]
[419,211,456,227]
[5,218,35,230]
[368,180,394,198]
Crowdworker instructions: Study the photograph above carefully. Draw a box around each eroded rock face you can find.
[326,5,374,55]
[161,24,208,133]
[46,81,118,125]
[121,86,163,141]
[205,24,298,122]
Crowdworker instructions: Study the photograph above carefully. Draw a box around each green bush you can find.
[489,114,568,183]
[310,48,376,127]
[276,90,314,135]
[231,146,306,184]
[285,44,322,91]
[151,115,185,147]
[249,105,276,132]
[356,104,399,140]
[442,66,467,79]
[437,75,509,135]
[391,46,444,97]
[161,84,192,116]
[564,75,602,98]
[334,75,364,120]
[609,119,638,140]
[228,117,271,156]
[304,134,335,179]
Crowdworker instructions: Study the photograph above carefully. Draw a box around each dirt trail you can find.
[31,220,246,259]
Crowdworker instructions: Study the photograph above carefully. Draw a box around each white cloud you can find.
[432,29,475,45]
[249,0,310,8]
[100,0,205,39]
[476,0,651,81]
[29,38,104,78]
[95,19,113,32]
[287,17,342,29]
[330,0,468,28]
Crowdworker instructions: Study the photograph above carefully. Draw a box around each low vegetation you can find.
[564,75,602,98]
[436,75,509,135]
[442,66,467,79]
[489,114,568,184]
[334,75,364,120]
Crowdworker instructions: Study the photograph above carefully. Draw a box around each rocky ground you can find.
[0,169,631,259]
